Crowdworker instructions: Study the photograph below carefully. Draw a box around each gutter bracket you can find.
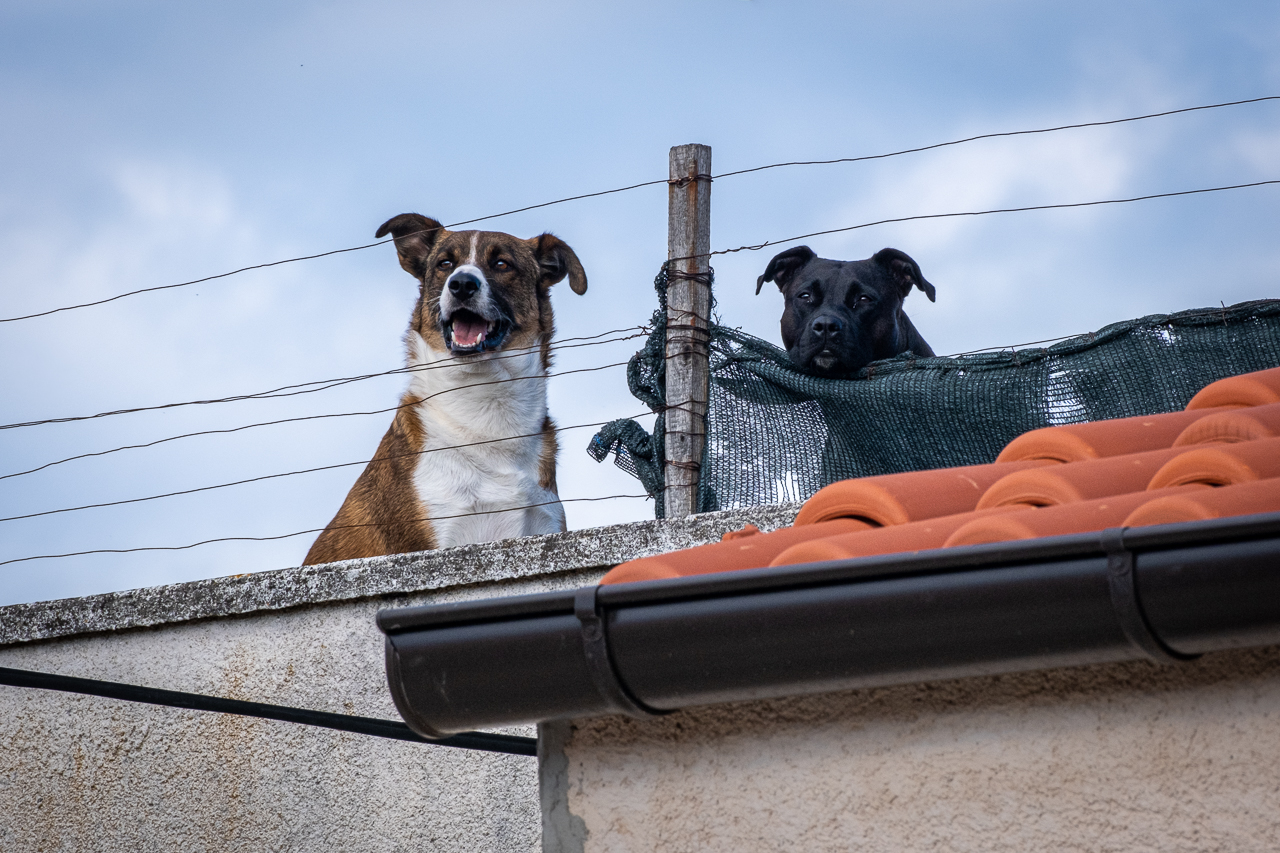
[574,586,666,718]
[1100,527,1198,664]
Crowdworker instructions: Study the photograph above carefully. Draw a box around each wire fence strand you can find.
[710,95,1280,181]
[0,364,636,524]
[693,179,1280,260]
[0,493,656,568]
[3,95,1274,325]
[0,327,646,434]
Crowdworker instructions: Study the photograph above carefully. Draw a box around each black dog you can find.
[756,246,936,377]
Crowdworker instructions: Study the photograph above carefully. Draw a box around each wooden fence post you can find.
[664,143,713,518]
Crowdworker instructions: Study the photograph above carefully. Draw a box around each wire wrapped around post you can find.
[664,144,713,518]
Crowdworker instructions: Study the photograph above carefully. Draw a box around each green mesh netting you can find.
[589,266,1280,518]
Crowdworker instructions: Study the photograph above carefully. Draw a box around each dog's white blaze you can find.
[466,231,479,266]
[405,331,565,548]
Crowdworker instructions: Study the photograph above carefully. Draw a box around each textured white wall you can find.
[0,593,550,853]
[0,507,798,853]
[556,646,1280,853]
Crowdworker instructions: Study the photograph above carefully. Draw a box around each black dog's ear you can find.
[529,233,588,295]
[873,248,936,303]
[756,245,817,295]
[375,214,447,279]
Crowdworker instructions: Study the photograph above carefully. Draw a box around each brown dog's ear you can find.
[756,245,817,295]
[873,248,936,302]
[529,233,588,295]
[375,214,447,279]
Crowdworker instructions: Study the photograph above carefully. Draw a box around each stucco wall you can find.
[548,646,1280,853]
[0,505,797,853]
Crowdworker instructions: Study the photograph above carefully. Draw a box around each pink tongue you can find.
[453,316,488,347]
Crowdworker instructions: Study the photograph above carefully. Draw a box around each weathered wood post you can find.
[664,144,712,517]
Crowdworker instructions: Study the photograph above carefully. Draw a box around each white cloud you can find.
[1234,128,1280,173]
[843,127,1138,256]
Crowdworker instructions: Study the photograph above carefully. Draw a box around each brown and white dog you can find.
[302,214,587,565]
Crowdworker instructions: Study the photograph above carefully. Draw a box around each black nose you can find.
[811,316,843,338]
[448,272,482,301]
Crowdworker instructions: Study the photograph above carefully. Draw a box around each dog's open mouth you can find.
[444,309,510,354]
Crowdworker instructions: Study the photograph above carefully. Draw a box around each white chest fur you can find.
[405,332,566,548]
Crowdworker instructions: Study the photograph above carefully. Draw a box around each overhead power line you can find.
[0,365,635,524]
[711,95,1280,180]
[694,179,1280,260]
[2,94,1274,325]
[0,493,655,568]
[0,326,645,434]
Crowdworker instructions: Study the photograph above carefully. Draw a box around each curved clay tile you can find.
[769,506,1020,567]
[1122,477,1280,527]
[1171,402,1280,447]
[600,518,872,585]
[793,459,1052,527]
[977,445,1188,509]
[995,408,1224,464]
[943,485,1207,547]
[1185,366,1280,410]
[1147,436,1280,489]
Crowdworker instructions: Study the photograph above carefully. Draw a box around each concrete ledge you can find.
[0,503,799,647]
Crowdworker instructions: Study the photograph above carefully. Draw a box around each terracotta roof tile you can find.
[944,485,1212,547]
[978,445,1188,509]
[792,459,1051,527]
[1122,477,1280,526]
[995,407,1225,464]
[601,366,1280,586]
[599,518,872,585]
[768,505,1026,567]
[1186,365,1280,409]
[1147,435,1280,488]
[1171,402,1280,446]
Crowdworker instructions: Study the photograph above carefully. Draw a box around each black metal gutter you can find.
[378,512,1280,738]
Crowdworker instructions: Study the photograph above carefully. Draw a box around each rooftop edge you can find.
[0,504,799,648]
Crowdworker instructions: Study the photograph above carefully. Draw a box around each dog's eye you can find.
[493,259,509,270]
[437,259,454,271]
[797,292,812,301]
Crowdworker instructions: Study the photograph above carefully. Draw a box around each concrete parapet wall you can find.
[547,646,1280,853]
[0,506,797,853]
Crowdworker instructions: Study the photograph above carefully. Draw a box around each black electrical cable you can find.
[0,364,633,525]
[0,326,646,434]
[0,493,656,567]
[0,386,649,484]
[3,95,1273,325]
[710,95,1280,180]
[690,179,1280,260]
[0,665,536,756]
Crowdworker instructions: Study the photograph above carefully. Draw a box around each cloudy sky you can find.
[1,0,1278,606]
